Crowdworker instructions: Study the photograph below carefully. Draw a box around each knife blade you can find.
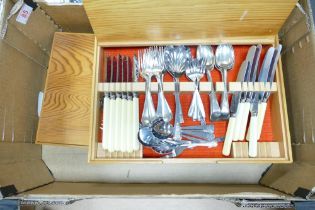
[240,46,256,102]
[263,45,282,102]
[258,47,276,98]
[247,44,262,101]
[230,61,249,116]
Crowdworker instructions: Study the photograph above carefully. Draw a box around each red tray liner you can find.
[98,45,274,158]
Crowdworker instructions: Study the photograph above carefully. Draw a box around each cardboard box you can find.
[0,0,314,208]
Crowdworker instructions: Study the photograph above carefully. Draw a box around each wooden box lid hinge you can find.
[294,187,315,199]
[0,185,17,199]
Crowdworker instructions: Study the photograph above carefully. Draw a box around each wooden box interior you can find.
[88,37,292,163]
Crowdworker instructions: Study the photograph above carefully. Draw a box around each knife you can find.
[222,61,249,156]
[232,46,256,141]
[125,57,133,152]
[112,55,122,152]
[256,45,282,141]
[237,45,262,141]
[102,56,110,150]
[107,56,115,152]
[246,46,275,157]
[132,55,140,151]
[119,56,128,152]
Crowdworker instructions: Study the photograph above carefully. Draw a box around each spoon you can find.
[165,46,191,140]
[153,140,219,156]
[196,45,221,121]
[138,126,221,158]
[215,44,235,120]
[151,118,215,141]
[138,126,214,148]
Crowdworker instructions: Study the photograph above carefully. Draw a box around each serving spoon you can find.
[215,44,235,120]
[196,45,221,121]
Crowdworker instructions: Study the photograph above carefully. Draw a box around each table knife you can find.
[102,56,110,150]
[132,55,140,151]
[233,46,256,140]
[222,61,249,156]
[108,56,115,152]
[125,57,134,152]
[238,45,262,141]
[257,45,282,140]
[120,56,128,152]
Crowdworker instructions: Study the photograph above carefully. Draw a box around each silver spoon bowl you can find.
[151,118,215,141]
[185,58,206,122]
[196,45,221,121]
[165,46,191,140]
[215,44,235,120]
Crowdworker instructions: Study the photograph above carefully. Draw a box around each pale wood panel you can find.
[84,0,297,43]
[36,32,95,146]
[97,82,278,93]
[96,143,142,159]
[231,142,280,158]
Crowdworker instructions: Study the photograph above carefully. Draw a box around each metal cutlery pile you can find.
[138,45,236,158]
[101,44,282,158]
[102,55,140,152]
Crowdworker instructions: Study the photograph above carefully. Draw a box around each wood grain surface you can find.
[83,0,296,43]
[36,32,95,146]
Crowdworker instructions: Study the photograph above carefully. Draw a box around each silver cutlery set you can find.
[101,44,282,158]
[138,44,237,158]
[102,55,140,152]
[223,44,282,157]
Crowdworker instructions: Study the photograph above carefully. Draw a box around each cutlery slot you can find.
[89,43,291,163]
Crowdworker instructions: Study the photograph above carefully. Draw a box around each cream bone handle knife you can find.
[222,61,249,156]
[107,56,116,152]
[102,56,110,150]
[110,55,122,152]
[246,46,276,157]
[132,55,140,151]
[237,45,262,141]
[233,46,256,141]
[120,56,128,152]
[247,45,282,143]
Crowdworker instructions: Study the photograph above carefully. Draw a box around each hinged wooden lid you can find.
[83,0,297,43]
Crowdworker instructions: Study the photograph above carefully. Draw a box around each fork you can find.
[138,48,157,125]
[186,59,206,123]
